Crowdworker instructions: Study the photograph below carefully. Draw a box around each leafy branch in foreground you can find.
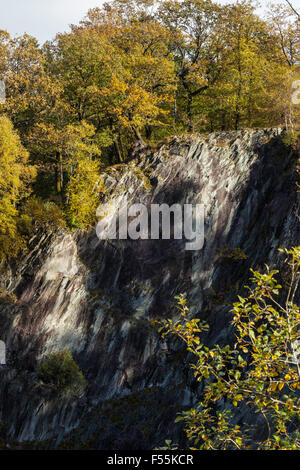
[159,247,300,450]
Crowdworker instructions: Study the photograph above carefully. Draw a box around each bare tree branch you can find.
[285,0,300,20]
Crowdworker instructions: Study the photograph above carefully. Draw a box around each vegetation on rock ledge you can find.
[159,247,300,450]
[37,350,87,394]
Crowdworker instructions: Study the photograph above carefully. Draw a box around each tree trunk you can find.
[145,125,152,140]
[132,126,146,146]
[187,93,193,132]
[113,137,123,163]
[56,151,63,194]
[235,34,242,131]
[174,93,178,131]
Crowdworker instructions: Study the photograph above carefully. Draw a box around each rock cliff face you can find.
[0,129,299,449]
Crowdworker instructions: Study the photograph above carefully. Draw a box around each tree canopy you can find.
[0,0,299,260]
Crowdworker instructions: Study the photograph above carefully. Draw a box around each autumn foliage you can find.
[0,0,299,260]
[159,248,300,450]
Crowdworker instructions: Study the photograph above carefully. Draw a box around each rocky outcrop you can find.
[0,128,299,449]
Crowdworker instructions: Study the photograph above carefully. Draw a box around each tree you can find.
[0,116,36,262]
[45,27,116,126]
[65,122,105,228]
[284,0,300,21]
[0,30,10,79]
[160,247,300,450]
[46,25,128,162]
[267,3,300,131]
[210,0,288,130]
[3,34,63,138]
[158,0,222,130]
[268,3,299,67]
[55,1,176,151]
[0,0,298,238]
[107,1,176,140]
[28,120,103,199]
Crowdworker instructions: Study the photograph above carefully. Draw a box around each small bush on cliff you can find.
[38,350,86,394]
[18,198,66,236]
[282,130,299,149]
[160,247,300,450]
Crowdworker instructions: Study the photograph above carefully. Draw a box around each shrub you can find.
[18,198,66,236]
[218,246,248,261]
[37,350,86,394]
[159,247,300,450]
[282,130,299,149]
[0,289,18,304]
[0,232,26,264]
